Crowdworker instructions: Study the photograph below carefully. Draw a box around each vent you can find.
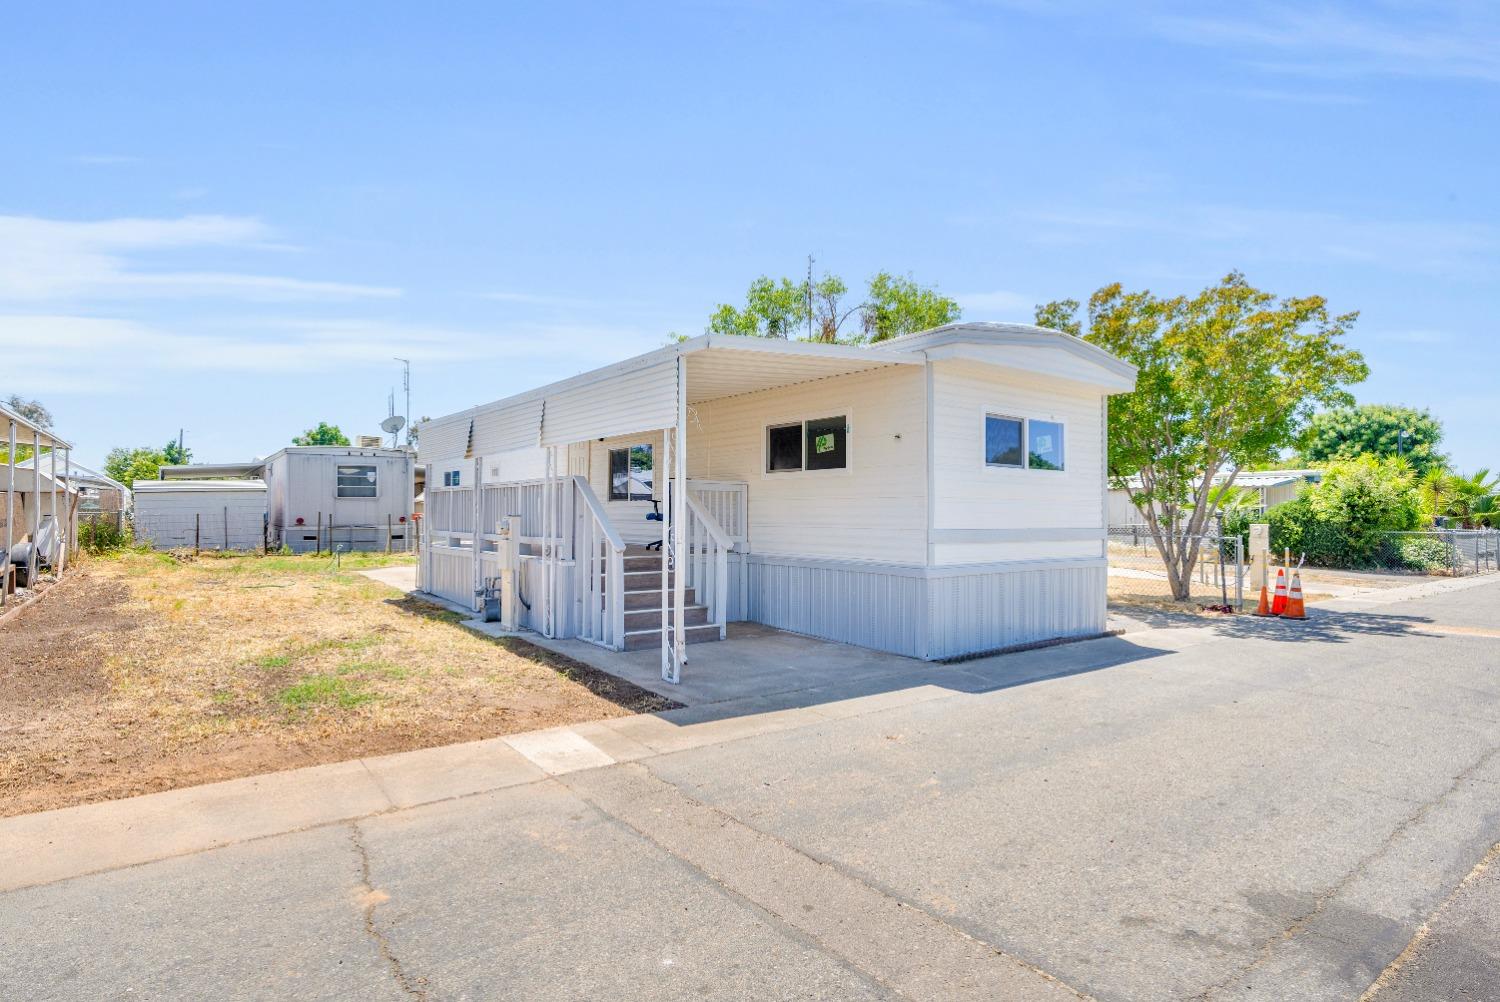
[464,418,475,459]
[356,435,384,448]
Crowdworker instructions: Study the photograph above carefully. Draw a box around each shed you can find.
[133,480,268,551]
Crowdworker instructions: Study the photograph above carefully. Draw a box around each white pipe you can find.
[4,420,12,602]
[31,428,40,584]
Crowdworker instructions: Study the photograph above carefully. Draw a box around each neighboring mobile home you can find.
[416,323,1136,680]
[1106,468,1324,526]
[159,446,416,553]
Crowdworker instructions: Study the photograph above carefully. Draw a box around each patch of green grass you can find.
[339,659,411,680]
[256,654,292,669]
[210,690,235,704]
[277,674,374,710]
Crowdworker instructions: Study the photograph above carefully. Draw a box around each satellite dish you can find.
[380,415,406,435]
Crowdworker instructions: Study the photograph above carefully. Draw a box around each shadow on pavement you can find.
[1114,604,1438,645]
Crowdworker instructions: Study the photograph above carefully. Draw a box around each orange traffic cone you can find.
[1282,572,1307,620]
[1253,580,1273,616]
[1270,568,1288,616]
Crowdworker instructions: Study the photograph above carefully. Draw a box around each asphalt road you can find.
[4,578,1499,1001]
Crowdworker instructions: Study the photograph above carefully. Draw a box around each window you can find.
[985,416,1024,468]
[1028,420,1065,471]
[767,416,847,473]
[985,415,1065,472]
[337,464,378,498]
[442,469,461,488]
[608,444,654,501]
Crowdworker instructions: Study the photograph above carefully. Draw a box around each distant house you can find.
[1107,469,1324,526]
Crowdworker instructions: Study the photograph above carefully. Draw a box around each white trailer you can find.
[263,446,415,553]
[133,480,268,551]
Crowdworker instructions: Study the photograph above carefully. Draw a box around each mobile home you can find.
[416,323,1135,680]
[263,446,415,553]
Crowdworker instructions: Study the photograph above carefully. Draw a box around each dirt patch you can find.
[0,551,678,818]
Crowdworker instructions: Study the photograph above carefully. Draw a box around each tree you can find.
[860,272,961,342]
[104,446,169,488]
[1267,457,1423,566]
[1299,404,1445,475]
[162,437,193,466]
[708,276,808,339]
[5,395,52,429]
[709,269,960,343]
[292,422,350,446]
[1038,272,1368,599]
[1423,468,1500,528]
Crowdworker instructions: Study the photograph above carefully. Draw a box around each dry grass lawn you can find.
[0,549,677,818]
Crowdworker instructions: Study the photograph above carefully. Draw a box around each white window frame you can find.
[607,442,656,502]
[982,410,1067,473]
[762,410,852,478]
[336,463,381,499]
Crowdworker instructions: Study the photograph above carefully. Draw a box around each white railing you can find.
[683,493,732,638]
[568,476,626,649]
[688,479,747,549]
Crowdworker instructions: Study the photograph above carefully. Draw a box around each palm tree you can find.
[1430,469,1500,528]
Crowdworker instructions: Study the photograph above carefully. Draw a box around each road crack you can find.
[1197,741,1500,1000]
[350,822,428,1000]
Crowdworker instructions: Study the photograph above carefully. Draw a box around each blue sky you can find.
[3,1,1495,471]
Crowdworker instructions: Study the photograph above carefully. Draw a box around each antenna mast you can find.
[394,357,411,446]
[805,254,814,341]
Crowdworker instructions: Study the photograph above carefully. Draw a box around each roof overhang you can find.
[873,322,1137,393]
[159,462,267,480]
[0,403,72,450]
[135,479,268,492]
[680,334,922,403]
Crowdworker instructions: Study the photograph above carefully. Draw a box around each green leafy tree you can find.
[0,395,55,464]
[1423,468,1500,528]
[1298,404,1445,475]
[710,269,960,343]
[860,272,962,342]
[292,422,351,446]
[104,446,170,488]
[162,438,193,466]
[708,276,809,339]
[1038,272,1368,599]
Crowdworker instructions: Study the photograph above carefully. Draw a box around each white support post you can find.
[4,420,13,604]
[542,446,555,638]
[659,427,671,680]
[30,428,40,585]
[664,355,688,683]
[53,445,64,575]
[471,455,484,613]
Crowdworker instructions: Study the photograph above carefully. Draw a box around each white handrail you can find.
[684,493,732,638]
[571,475,626,650]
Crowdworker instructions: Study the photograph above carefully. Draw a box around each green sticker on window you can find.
[815,433,835,454]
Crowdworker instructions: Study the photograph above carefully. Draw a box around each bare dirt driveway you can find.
[3,574,1499,1000]
[0,551,672,817]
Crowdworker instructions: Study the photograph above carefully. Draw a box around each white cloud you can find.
[0,214,400,302]
[1150,3,1500,83]
[1023,204,1497,279]
[0,314,666,394]
[954,289,1034,316]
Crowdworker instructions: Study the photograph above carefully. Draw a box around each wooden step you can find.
[624,604,710,631]
[623,555,662,572]
[623,623,723,651]
[623,587,696,610]
[623,569,678,590]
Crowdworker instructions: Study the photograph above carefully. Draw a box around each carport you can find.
[1,402,75,597]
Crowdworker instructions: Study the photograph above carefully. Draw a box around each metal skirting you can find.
[744,554,1106,660]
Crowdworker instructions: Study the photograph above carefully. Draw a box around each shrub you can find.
[78,516,131,553]
[1383,535,1454,573]
[1266,457,1423,567]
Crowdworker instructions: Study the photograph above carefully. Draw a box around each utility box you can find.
[1249,523,1270,591]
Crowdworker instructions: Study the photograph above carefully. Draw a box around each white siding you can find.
[687,364,927,564]
[930,359,1107,565]
[416,413,470,466]
[540,360,677,446]
[586,431,665,546]
[472,399,543,455]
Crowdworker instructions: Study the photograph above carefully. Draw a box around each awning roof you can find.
[159,462,267,480]
[0,402,72,450]
[135,479,267,492]
[15,456,128,494]
[0,466,77,494]
[682,335,921,403]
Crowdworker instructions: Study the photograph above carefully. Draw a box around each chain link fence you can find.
[1108,526,1245,608]
[1373,529,1500,576]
